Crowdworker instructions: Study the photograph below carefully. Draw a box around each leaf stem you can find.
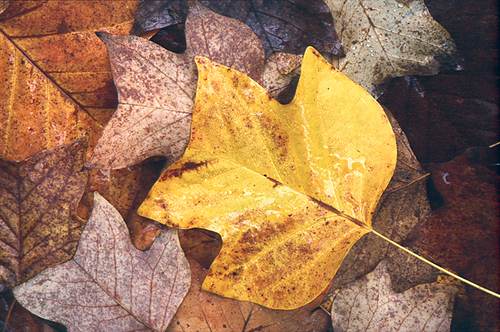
[370,229,500,298]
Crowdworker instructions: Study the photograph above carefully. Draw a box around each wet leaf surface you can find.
[326,0,460,93]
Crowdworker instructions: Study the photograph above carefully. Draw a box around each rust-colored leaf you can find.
[14,193,191,332]
[405,149,500,331]
[0,140,87,287]
[168,259,330,332]
[0,0,137,161]
[89,2,265,169]
[331,261,459,331]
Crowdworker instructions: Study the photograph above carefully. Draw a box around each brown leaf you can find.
[331,261,459,331]
[133,0,343,58]
[14,193,191,332]
[89,3,265,169]
[405,149,499,331]
[333,111,436,292]
[168,259,329,332]
[0,0,137,161]
[0,140,87,287]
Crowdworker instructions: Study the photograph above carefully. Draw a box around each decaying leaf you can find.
[405,149,500,331]
[168,259,329,332]
[325,0,460,93]
[0,140,87,287]
[14,193,190,332]
[333,111,436,292]
[133,0,343,58]
[331,261,459,332]
[132,0,188,35]
[201,0,343,57]
[90,3,265,169]
[139,48,397,309]
[0,0,137,162]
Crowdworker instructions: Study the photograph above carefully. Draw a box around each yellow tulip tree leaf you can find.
[139,47,397,309]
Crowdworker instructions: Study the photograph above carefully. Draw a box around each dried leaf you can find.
[333,111,436,292]
[405,149,500,331]
[200,0,343,57]
[139,48,397,309]
[0,140,87,287]
[325,0,460,92]
[331,261,459,331]
[168,259,329,332]
[14,193,190,332]
[90,3,265,169]
[0,0,137,161]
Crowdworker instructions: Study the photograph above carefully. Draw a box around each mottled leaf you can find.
[0,140,87,287]
[201,0,343,57]
[167,259,329,332]
[89,3,265,169]
[333,111,436,292]
[405,149,500,331]
[331,261,459,331]
[0,0,137,161]
[139,49,397,309]
[14,193,190,332]
[325,0,460,93]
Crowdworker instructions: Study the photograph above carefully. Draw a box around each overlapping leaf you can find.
[326,0,460,93]
[333,112,436,291]
[14,194,190,332]
[0,0,137,161]
[90,3,265,169]
[0,140,87,287]
[331,261,459,331]
[168,259,330,332]
[133,0,343,58]
[139,48,397,309]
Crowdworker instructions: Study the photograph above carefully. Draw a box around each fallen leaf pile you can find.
[0,0,497,331]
